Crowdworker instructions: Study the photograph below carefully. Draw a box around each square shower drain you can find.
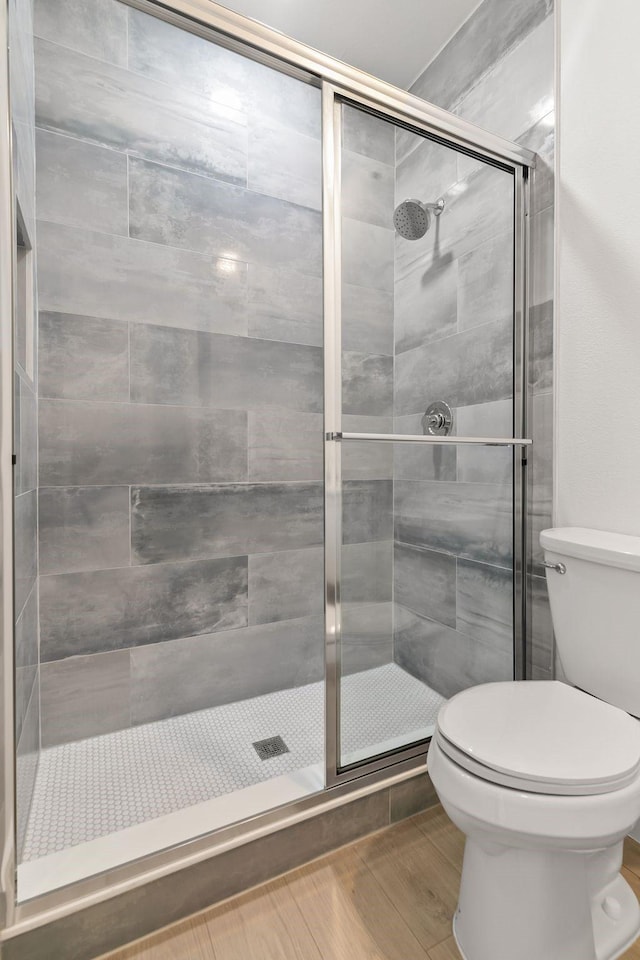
[252,736,290,760]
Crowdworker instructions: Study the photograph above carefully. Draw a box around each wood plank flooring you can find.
[102,804,640,960]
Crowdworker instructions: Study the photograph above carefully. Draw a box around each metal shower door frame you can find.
[322,82,532,788]
[0,0,535,932]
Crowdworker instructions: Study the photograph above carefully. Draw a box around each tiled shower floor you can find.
[22,663,445,862]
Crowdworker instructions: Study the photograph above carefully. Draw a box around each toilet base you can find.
[453,838,640,960]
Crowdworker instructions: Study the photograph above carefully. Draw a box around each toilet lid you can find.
[436,681,640,796]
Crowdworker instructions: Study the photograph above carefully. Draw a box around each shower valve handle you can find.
[422,401,453,437]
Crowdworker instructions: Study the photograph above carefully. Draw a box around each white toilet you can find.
[427,527,640,960]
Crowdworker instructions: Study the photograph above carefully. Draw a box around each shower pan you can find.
[0,0,534,938]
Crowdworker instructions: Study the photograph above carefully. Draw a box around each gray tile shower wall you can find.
[408,0,552,123]
[393,0,555,692]
[11,0,39,859]
[34,0,395,745]
[339,106,396,679]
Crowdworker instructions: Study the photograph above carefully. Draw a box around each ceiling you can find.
[216,0,484,90]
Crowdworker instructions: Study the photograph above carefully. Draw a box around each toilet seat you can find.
[435,680,640,796]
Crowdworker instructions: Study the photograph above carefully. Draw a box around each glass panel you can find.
[341,105,515,441]
[338,103,516,769]
[339,440,514,768]
[14,0,324,898]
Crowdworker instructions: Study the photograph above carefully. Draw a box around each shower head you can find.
[393,197,445,240]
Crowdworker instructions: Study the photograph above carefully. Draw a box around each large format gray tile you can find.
[342,105,394,165]
[248,547,324,625]
[342,150,394,229]
[455,16,554,145]
[342,218,394,292]
[15,660,36,758]
[39,557,248,660]
[393,415,457,483]
[35,38,248,184]
[531,661,553,683]
[249,121,321,210]
[128,158,322,276]
[394,479,512,567]
[39,311,129,401]
[389,774,438,823]
[36,129,128,236]
[521,113,554,217]
[395,163,513,281]
[15,585,38,743]
[394,257,457,354]
[129,6,321,139]
[37,221,249,336]
[15,583,38,671]
[409,0,551,115]
[394,323,513,416]
[131,483,324,564]
[343,479,393,545]
[130,323,322,414]
[14,216,36,384]
[341,540,393,604]
[9,0,35,132]
[395,317,512,415]
[247,264,322,347]
[529,574,555,678]
[342,351,393,417]
[14,489,37,618]
[14,118,36,238]
[394,543,456,627]
[394,604,512,699]
[456,558,513,651]
[130,615,324,723]
[248,410,323,482]
[458,231,513,331]
[530,299,553,395]
[456,399,513,484]
[530,391,553,575]
[341,417,393,481]
[246,67,321,141]
[15,376,37,496]
[35,0,128,65]
[531,204,554,307]
[395,135,457,209]
[39,400,247,485]
[39,486,130,575]
[40,650,131,747]
[127,5,250,112]
[341,601,393,675]
[12,156,34,246]
[342,282,393,356]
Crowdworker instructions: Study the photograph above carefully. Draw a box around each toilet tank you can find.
[540,527,640,717]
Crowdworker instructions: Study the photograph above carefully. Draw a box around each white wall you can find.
[556,0,640,534]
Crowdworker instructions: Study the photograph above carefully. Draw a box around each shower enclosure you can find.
[2,0,534,925]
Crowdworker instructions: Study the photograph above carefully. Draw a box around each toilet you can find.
[427,527,640,960]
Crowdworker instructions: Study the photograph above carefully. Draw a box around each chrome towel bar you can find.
[328,432,532,447]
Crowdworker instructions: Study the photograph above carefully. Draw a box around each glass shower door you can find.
[325,96,528,775]
[15,0,328,898]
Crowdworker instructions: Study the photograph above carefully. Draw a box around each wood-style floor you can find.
[102,804,640,960]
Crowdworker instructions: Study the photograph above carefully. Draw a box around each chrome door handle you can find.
[542,561,566,574]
